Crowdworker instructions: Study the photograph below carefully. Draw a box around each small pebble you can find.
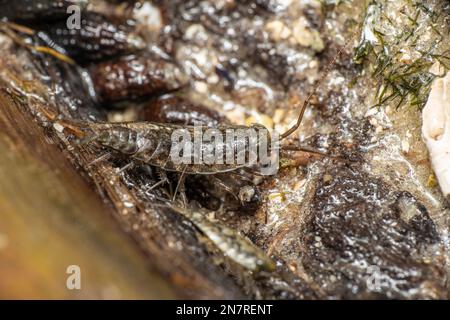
[293,179,306,191]
[194,81,209,94]
[369,118,378,126]
[53,122,65,133]
[268,192,287,202]
[266,20,291,42]
[401,140,410,154]
[123,201,135,208]
[291,17,324,52]
[427,174,438,187]
[399,52,412,64]
[133,1,163,32]
[365,108,378,117]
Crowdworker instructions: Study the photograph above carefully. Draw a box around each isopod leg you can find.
[87,152,111,167]
[173,165,188,205]
[146,168,171,195]
[117,162,135,174]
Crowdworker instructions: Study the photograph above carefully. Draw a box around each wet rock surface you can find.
[302,163,445,299]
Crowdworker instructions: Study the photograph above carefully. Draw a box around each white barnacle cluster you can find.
[422,68,450,200]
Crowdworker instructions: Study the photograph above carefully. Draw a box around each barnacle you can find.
[422,70,450,200]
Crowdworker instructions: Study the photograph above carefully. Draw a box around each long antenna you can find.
[280,28,360,140]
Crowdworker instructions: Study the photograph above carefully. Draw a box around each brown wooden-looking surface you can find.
[0,90,179,299]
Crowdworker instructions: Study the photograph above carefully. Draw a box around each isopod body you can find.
[170,204,275,272]
[139,96,260,211]
[84,121,277,175]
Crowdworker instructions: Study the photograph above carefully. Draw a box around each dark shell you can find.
[0,0,89,22]
[139,95,227,127]
[89,54,189,103]
[38,11,145,61]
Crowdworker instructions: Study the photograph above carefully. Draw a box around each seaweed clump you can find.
[354,0,449,109]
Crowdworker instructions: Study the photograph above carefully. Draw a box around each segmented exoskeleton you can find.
[81,121,278,175]
[141,96,261,212]
[170,203,276,272]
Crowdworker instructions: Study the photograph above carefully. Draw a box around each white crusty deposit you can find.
[422,70,450,200]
